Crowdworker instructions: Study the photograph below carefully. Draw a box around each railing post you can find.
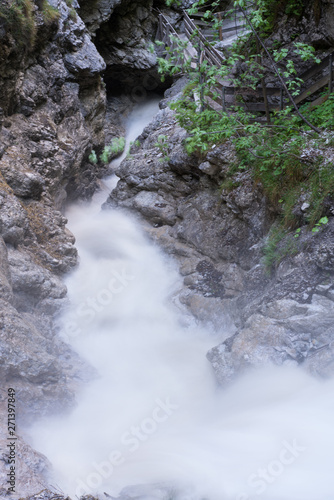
[256,39,270,123]
[218,12,223,41]
[198,45,205,112]
[329,53,333,95]
[165,23,170,57]
[280,88,284,111]
[160,15,163,41]
[222,86,226,112]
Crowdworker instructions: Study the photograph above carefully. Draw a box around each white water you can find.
[28,100,334,500]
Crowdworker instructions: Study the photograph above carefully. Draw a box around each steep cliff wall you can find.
[0,0,109,494]
[0,0,161,495]
[1,0,334,498]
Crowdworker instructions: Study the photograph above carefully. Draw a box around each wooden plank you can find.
[308,93,329,110]
[193,20,212,27]
[192,19,247,33]
[225,102,278,111]
[190,12,207,17]
[215,85,281,96]
[220,24,247,33]
[205,95,224,112]
[184,14,225,65]
[299,54,332,83]
[207,97,278,112]
[208,90,278,110]
[294,74,330,104]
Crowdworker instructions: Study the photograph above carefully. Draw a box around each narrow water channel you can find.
[28,99,334,500]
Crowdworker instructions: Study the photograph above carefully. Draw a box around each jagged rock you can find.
[95,0,159,90]
[0,0,112,495]
[208,293,334,383]
[64,34,106,76]
[0,415,51,498]
[79,0,123,33]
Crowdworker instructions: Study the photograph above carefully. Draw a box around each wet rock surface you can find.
[107,78,334,384]
[0,0,121,496]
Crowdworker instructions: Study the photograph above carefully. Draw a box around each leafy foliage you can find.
[41,0,60,25]
[100,137,125,164]
[155,134,170,161]
[301,94,334,129]
[88,150,98,164]
[312,216,329,233]
[157,0,334,268]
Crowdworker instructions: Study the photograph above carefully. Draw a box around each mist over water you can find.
[28,100,334,500]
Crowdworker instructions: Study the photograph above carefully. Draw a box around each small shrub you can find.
[263,225,298,273]
[154,134,170,161]
[68,7,77,21]
[88,150,98,164]
[41,0,60,25]
[312,216,329,234]
[100,137,125,164]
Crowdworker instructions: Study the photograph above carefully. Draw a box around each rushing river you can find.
[28,99,334,500]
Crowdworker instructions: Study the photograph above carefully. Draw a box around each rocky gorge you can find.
[1,0,334,498]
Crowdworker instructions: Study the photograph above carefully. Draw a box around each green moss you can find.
[263,224,298,273]
[219,178,240,193]
[68,7,77,21]
[41,0,60,25]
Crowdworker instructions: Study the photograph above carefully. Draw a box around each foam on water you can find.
[27,99,334,500]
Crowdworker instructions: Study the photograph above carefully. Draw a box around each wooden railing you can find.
[189,1,254,40]
[183,11,224,67]
[211,51,334,114]
[156,12,186,68]
[294,53,334,106]
[156,8,334,120]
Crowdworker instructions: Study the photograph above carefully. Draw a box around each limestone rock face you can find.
[96,0,157,70]
[0,0,110,496]
[79,0,123,33]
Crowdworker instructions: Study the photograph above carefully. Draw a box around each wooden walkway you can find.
[156,6,334,120]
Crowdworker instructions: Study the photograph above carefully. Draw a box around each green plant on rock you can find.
[68,7,77,21]
[88,150,98,164]
[100,137,125,164]
[263,224,298,273]
[0,0,37,50]
[155,134,170,161]
[41,0,60,25]
[285,0,303,16]
[312,216,329,233]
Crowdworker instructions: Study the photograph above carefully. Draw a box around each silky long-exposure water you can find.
[28,99,334,500]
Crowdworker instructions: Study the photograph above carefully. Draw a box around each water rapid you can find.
[28,99,334,500]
